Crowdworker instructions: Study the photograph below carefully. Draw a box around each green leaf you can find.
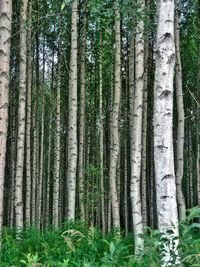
[61,0,71,11]
[61,2,65,11]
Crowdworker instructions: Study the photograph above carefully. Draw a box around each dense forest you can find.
[0,0,200,266]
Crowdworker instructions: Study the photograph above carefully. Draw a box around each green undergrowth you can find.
[1,208,200,266]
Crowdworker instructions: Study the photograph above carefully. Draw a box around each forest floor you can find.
[1,208,200,266]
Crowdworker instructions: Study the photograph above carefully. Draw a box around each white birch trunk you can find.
[154,0,179,265]
[175,0,186,221]
[99,26,106,236]
[25,0,32,224]
[78,0,86,222]
[0,0,12,244]
[15,0,28,230]
[130,0,145,253]
[67,0,78,220]
[39,35,45,228]
[53,20,62,227]
[109,2,121,229]
[141,0,150,227]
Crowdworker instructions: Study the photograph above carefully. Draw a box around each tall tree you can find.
[25,0,32,224]
[78,0,86,222]
[0,0,12,244]
[99,24,105,236]
[154,0,179,264]
[141,0,150,228]
[35,0,40,225]
[53,16,62,228]
[67,0,78,220]
[130,0,145,253]
[175,0,186,221]
[109,0,121,229]
[15,0,28,230]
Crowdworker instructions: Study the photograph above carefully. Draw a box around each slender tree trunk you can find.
[78,0,86,222]
[53,17,62,228]
[109,1,121,229]
[45,46,55,226]
[130,0,145,253]
[35,0,40,225]
[175,0,186,221]
[189,128,193,208]
[124,49,128,234]
[154,0,179,265]
[38,32,46,228]
[186,123,190,208]
[15,0,28,230]
[99,25,106,236]
[141,0,150,228]
[25,0,32,224]
[0,0,12,244]
[10,84,16,228]
[67,0,78,220]
[32,93,37,223]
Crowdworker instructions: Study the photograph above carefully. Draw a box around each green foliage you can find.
[0,208,200,266]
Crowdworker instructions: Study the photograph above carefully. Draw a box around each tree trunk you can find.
[15,0,28,230]
[35,0,40,225]
[99,25,105,236]
[189,127,193,208]
[46,46,55,226]
[109,1,121,229]
[141,0,150,228]
[39,32,46,228]
[175,0,186,221]
[154,0,179,265]
[67,0,78,220]
[78,0,86,222]
[53,17,62,228]
[0,0,12,244]
[25,0,32,224]
[130,0,145,253]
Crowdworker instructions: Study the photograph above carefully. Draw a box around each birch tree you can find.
[25,0,32,224]
[53,17,62,227]
[99,25,105,236]
[67,0,78,220]
[175,0,186,221]
[154,0,179,265]
[141,0,150,228]
[0,0,12,244]
[78,0,86,222]
[15,0,28,230]
[130,0,145,253]
[109,1,121,229]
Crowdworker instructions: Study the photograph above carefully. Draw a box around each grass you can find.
[0,208,200,266]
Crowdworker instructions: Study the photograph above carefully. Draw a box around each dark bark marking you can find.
[158,90,171,100]
[161,174,174,181]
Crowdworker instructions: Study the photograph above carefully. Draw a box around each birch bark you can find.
[130,0,145,253]
[154,0,179,265]
[25,0,32,224]
[67,0,78,220]
[78,0,86,222]
[0,0,12,244]
[109,1,121,229]
[141,0,150,228]
[99,25,106,236]
[53,18,62,227]
[175,0,186,221]
[15,0,28,230]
